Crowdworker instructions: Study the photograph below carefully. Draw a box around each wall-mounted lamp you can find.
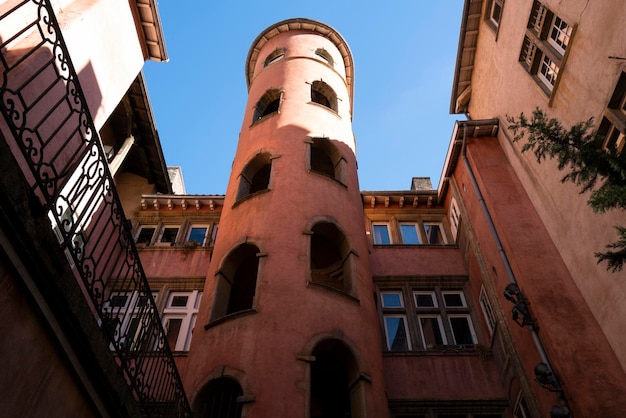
[535,363,573,418]
[503,283,535,327]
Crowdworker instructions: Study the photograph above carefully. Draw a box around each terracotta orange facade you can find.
[1,2,626,418]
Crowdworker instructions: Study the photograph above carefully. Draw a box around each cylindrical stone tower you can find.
[185,18,388,417]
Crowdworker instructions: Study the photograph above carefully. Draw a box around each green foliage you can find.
[506,108,626,272]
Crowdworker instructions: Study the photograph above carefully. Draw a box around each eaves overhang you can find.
[127,73,172,193]
[437,118,499,201]
[450,0,483,114]
[361,190,439,210]
[133,0,168,62]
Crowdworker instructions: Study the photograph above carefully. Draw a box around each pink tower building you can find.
[184,19,389,417]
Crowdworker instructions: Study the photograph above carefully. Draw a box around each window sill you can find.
[205,308,257,330]
[307,280,360,304]
[232,188,270,209]
[383,345,491,357]
[250,111,279,127]
[308,169,347,188]
[307,101,341,119]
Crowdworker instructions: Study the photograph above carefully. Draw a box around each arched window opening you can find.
[311,81,338,112]
[264,48,285,67]
[236,153,272,202]
[310,138,345,183]
[253,89,282,122]
[315,48,334,66]
[212,244,260,320]
[310,339,359,418]
[193,377,243,418]
[310,222,353,293]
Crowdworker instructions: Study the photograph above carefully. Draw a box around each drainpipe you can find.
[460,122,572,417]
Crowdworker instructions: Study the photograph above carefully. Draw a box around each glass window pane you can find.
[381,292,403,308]
[424,224,444,244]
[450,316,475,345]
[443,291,465,307]
[160,227,179,243]
[109,294,129,308]
[419,316,445,348]
[373,224,391,245]
[188,227,208,245]
[400,224,420,244]
[136,227,155,244]
[414,292,436,308]
[384,316,410,351]
[171,296,189,307]
[166,318,183,350]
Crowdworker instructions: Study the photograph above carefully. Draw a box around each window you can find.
[384,315,412,351]
[210,223,219,246]
[400,223,420,245]
[486,0,503,29]
[253,89,282,122]
[480,286,497,336]
[310,80,338,112]
[315,48,334,66]
[162,291,201,351]
[309,221,354,293]
[378,287,478,352]
[371,219,450,246]
[424,223,446,244]
[415,289,476,348]
[381,291,411,351]
[103,291,154,352]
[519,1,574,95]
[513,391,531,418]
[211,244,260,321]
[598,71,626,155]
[309,138,346,183]
[372,224,391,245]
[449,198,461,241]
[236,153,272,202]
[156,225,179,246]
[264,48,285,67]
[136,225,156,245]
[186,225,209,246]
[192,377,243,418]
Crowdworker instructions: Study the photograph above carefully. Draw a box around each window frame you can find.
[598,71,626,155]
[310,80,338,113]
[162,290,201,351]
[485,0,504,31]
[417,314,448,348]
[449,197,461,241]
[423,222,447,245]
[135,225,157,246]
[377,286,479,352]
[381,291,405,308]
[479,287,497,337]
[447,314,478,345]
[155,224,180,246]
[314,48,334,66]
[186,224,210,246]
[263,48,285,67]
[519,1,575,100]
[399,222,421,245]
[372,223,392,245]
[383,314,412,351]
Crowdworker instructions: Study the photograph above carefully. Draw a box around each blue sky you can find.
[143,1,466,195]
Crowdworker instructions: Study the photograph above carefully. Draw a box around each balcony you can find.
[0,1,191,416]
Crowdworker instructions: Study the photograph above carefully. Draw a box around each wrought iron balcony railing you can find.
[0,1,192,416]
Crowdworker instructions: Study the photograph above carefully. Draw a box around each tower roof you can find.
[245,18,354,114]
